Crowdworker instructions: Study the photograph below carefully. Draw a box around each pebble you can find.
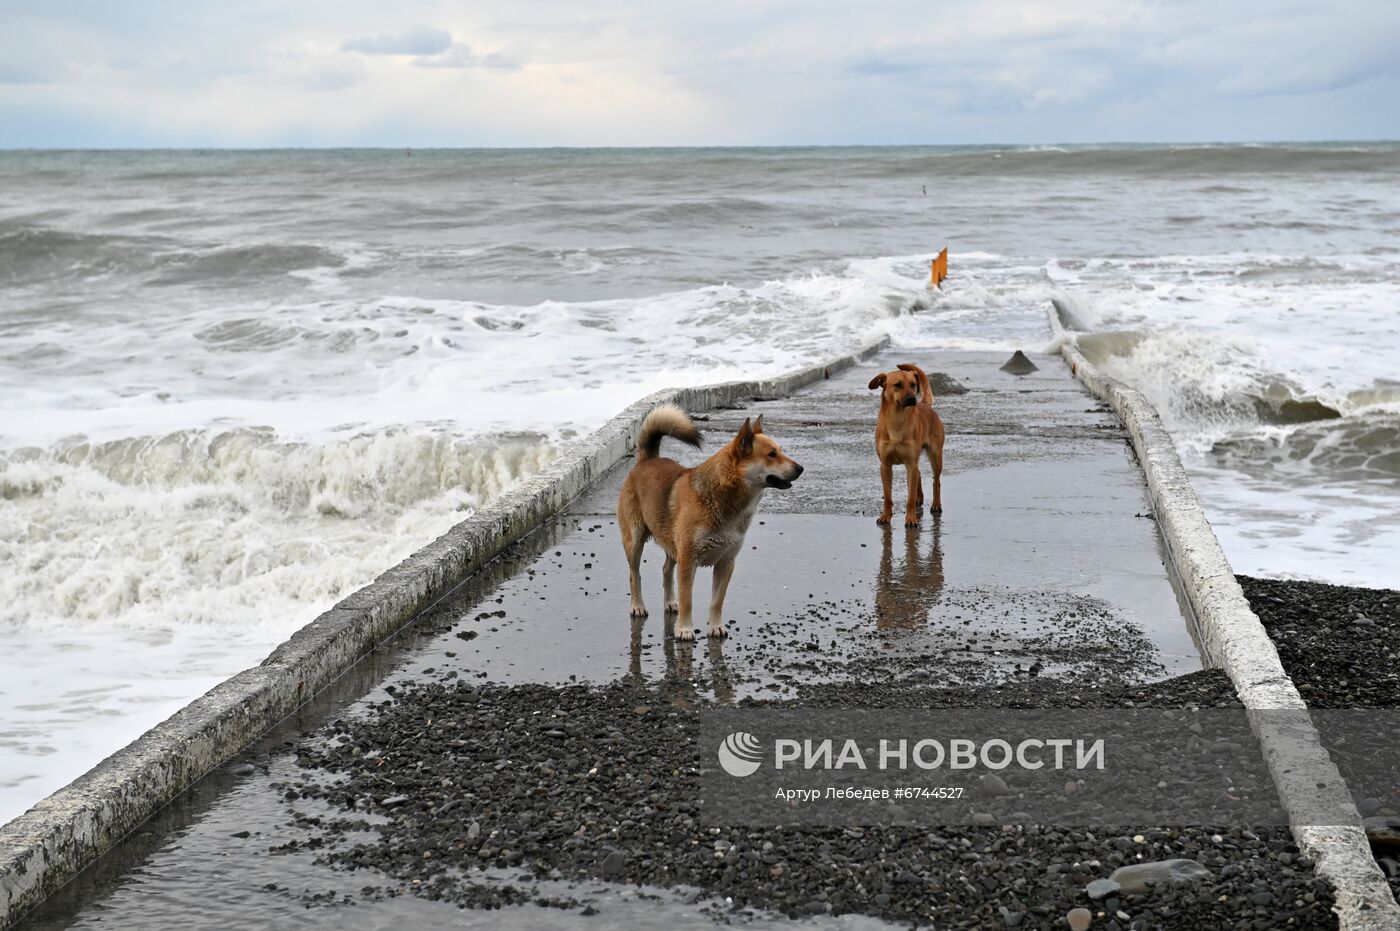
[1086,878,1121,899]
[1109,858,1212,894]
[599,850,626,877]
[979,773,1013,796]
[1066,906,1093,931]
[998,905,1024,927]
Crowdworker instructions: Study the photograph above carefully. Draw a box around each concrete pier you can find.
[8,346,1219,929]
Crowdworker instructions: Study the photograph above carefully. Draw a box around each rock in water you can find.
[1364,816,1400,850]
[1051,297,1090,331]
[928,371,970,395]
[1000,351,1038,375]
[1109,858,1212,894]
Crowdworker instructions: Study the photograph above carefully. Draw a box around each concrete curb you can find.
[0,335,889,930]
[1049,306,1400,930]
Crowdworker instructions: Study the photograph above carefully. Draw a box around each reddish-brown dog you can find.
[617,405,803,640]
[868,362,946,526]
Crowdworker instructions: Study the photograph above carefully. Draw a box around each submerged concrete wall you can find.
[0,336,888,930]
[1051,307,1400,931]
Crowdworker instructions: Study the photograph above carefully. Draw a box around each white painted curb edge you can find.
[1050,306,1399,930]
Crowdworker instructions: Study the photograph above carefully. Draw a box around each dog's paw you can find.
[674,626,697,642]
[876,514,892,525]
[903,514,921,527]
[629,604,649,618]
[931,504,943,514]
[707,624,729,639]
[665,601,680,615]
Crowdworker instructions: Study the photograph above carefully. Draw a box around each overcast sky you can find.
[2,0,1397,147]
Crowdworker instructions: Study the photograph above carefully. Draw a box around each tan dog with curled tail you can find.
[616,405,803,640]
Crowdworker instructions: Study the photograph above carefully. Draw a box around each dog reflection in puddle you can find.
[624,614,736,707]
[874,523,945,631]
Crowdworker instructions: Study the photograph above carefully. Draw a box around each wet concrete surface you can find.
[19,350,1207,930]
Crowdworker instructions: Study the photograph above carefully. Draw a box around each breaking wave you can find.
[0,221,351,289]
[0,429,557,629]
[1071,327,1400,429]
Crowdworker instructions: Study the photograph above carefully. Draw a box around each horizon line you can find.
[2,138,1398,153]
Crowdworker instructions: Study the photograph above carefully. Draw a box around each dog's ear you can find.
[752,414,765,435]
[734,417,755,456]
[897,363,930,399]
[867,373,887,390]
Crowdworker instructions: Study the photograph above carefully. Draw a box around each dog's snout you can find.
[902,395,918,407]
[791,463,804,478]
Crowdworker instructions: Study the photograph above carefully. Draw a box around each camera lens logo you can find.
[717,732,763,777]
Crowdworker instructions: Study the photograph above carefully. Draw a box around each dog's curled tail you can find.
[635,403,703,461]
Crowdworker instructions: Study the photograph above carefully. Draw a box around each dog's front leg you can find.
[707,557,735,638]
[928,446,943,514]
[877,460,894,524]
[904,461,923,527]
[674,551,698,641]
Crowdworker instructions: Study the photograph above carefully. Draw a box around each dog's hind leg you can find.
[663,554,679,614]
[619,509,650,617]
[877,460,894,524]
[707,557,736,638]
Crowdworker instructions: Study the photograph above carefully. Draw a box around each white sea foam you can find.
[0,429,557,629]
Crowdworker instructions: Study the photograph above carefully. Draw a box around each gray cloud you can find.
[0,65,49,85]
[413,43,519,70]
[341,25,452,56]
[0,0,1396,146]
